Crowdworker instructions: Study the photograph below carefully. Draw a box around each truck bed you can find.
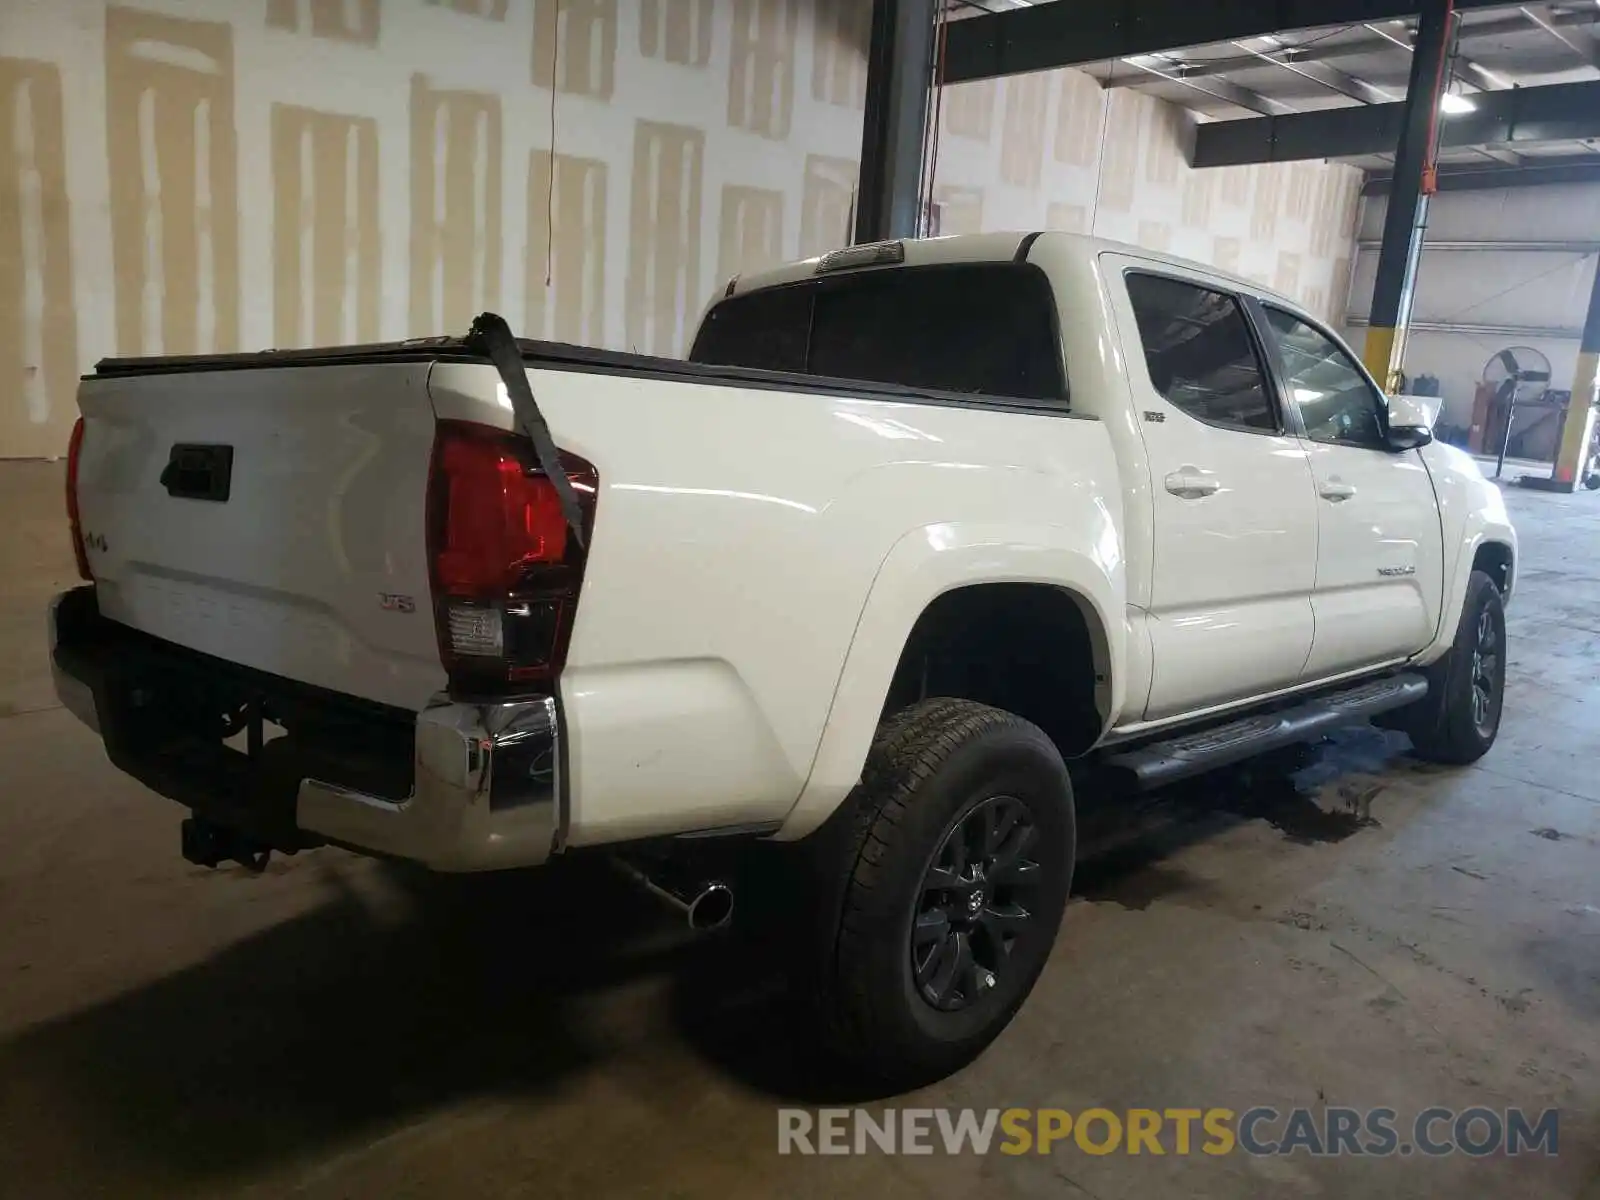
[75,331,1114,846]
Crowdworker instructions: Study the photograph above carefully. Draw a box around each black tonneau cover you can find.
[92,336,700,380]
[90,333,1089,419]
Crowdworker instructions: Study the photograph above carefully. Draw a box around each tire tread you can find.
[818,698,1069,1082]
[1407,570,1504,765]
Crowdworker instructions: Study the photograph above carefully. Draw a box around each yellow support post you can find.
[1526,257,1600,491]
[1551,351,1598,489]
[1363,326,1401,395]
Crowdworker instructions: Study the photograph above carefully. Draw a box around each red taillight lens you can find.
[426,420,597,694]
[66,416,92,581]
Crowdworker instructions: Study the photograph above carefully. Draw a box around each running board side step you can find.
[1105,673,1429,791]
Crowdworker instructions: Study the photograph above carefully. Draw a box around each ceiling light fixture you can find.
[1439,92,1476,114]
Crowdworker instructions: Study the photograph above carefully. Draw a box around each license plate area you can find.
[97,671,303,849]
[91,624,416,847]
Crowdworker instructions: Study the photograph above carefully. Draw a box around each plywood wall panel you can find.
[0,5,1361,455]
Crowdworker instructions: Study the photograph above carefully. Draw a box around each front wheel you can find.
[1403,570,1506,765]
[816,698,1075,1089]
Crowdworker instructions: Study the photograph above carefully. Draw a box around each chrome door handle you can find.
[1319,479,1356,502]
[1165,468,1220,499]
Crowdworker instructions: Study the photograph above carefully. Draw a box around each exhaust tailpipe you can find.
[613,857,735,931]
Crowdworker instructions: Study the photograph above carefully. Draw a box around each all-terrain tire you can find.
[815,698,1076,1090]
[1402,570,1506,765]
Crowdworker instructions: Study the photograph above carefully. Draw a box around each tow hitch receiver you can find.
[181,816,273,872]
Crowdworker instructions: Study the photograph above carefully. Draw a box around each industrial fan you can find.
[1481,346,1554,478]
[1482,346,1552,408]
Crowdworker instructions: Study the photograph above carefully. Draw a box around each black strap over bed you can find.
[463,311,588,550]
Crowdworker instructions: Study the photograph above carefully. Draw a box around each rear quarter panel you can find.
[428,363,1125,846]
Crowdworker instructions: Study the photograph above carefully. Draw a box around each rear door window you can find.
[1124,272,1281,433]
[690,263,1067,404]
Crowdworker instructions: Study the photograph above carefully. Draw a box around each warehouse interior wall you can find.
[1,0,1364,461]
[1347,183,1600,434]
[931,72,1365,330]
[1,0,875,459]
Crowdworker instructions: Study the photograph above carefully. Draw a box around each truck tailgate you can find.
[75,361,446,711]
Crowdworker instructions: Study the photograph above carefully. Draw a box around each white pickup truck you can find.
[51,231,1515,1087]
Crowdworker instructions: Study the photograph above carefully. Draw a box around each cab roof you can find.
[726,230,1301,313]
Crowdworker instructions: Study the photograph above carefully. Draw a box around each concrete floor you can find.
[1,457,1597,1199]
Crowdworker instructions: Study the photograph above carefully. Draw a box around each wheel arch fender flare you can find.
[1416,444,1517,665]
[775,520,1125,841]
[1422,513,1517,666]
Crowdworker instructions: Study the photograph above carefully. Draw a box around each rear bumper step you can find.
[1105,673,1429,790]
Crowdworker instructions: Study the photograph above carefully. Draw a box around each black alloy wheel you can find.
[911,795,1042,1012]
[1470,604,1501,739]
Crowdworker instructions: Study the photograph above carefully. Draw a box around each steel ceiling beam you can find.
[1455,56,1518,92]
[1458,6,1600,41]
[1193,78,1600,166]
[1362,152,1600,193]
[1227,37,1396,104]
[1353,19,1520,163]
[1475,146,1527,166]
[1097,44,1340,80]
[1096,14,1526,88]
[942,0,1511,84]
[1358,19,1514,91]
[1120,54,1292,116]
[1358,19,1422,53]
[1519,4,1600,69]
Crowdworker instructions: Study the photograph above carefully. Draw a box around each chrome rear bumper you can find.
[49,588,561,872]
[296,695,561,871]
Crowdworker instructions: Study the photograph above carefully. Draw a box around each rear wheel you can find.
[816,698,1075,1089]
[1403,570,1506,765]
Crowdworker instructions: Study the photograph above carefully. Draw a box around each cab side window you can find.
[1125,272,1280,433]
[1263,307,1387,449]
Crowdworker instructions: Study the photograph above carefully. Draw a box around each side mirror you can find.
[1385,393,1437,451]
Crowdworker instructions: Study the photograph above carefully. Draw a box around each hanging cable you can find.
[1088,61,1116,238]
[922,5,949,236]
[545,0,561,287]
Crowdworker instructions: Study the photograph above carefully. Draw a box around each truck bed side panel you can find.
[428,362,1124,846]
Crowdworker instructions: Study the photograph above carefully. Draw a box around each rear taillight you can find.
[66,416,92,581]
[426,420,597,695]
